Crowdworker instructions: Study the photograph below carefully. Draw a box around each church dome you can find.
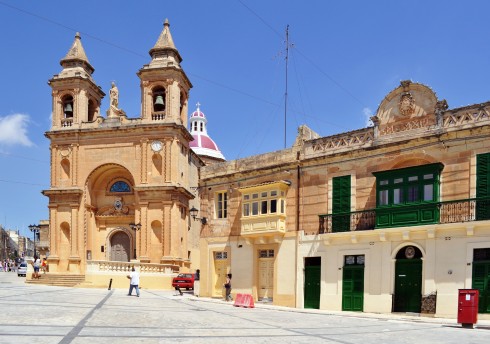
[189,104,225,161]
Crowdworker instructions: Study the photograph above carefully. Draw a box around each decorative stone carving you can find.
[399,92,415,116]
[59,146,72,157]
[435,99,448,113]
[311,130,374,152]
[400,80,412,90]
[96,197,131,216]
[443,106,490,128]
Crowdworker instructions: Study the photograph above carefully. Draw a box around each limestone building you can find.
[198,81,490,318]
[42,20,202,288]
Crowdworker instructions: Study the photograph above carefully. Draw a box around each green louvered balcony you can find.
[319,197,490,233]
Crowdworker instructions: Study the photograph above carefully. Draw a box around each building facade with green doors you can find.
[298,80,490,318]
[200,80,490,320]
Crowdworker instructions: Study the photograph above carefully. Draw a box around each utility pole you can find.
[284,25,289,149]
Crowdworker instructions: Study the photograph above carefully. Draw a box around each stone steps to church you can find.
[25,274,85,287]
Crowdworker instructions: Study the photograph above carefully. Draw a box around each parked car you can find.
[17,262,27,277]
[172,273,195,290]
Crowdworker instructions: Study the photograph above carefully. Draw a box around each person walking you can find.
[33,257,41,279]
[224,273,232,301]
[127,266,140,297]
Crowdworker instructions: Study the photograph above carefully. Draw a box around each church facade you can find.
[198,81,490,318]
[42,21,203,288]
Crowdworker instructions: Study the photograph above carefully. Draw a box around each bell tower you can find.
[48,32,105,130]
[137,19,192,126]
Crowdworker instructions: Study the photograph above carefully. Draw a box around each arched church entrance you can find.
[110,231,130,262]
[393,245,423,313]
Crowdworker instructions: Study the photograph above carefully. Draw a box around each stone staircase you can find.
[26,274,85,287]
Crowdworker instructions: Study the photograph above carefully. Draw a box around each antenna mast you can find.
[284,25,289,149]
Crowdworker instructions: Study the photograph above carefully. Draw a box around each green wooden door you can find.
[476,153,490,220]
[394,259,422,312]
[304,265,321,309]
[332,176,351,232]
[342,265,364,311]
[472,261,490,313]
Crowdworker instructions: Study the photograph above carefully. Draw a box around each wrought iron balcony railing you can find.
[319,197,490,234]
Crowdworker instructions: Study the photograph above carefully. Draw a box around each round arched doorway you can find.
[394,245,423,313]
[110,231,131,262]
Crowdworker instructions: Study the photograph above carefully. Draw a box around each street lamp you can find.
[129,223,141,259]
[189,206,207,225]
[28,224,40,258]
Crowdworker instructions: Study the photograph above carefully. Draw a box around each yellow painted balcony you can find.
[240,214,286,238]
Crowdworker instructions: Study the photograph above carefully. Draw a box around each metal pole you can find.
[284,24,289,149]
[33,231,36,258]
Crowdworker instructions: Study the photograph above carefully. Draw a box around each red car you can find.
[172,273,195,290]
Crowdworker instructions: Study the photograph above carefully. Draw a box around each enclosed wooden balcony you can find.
[240,214,286,238]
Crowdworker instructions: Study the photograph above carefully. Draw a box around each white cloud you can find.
[0,113,33,147]
[363,107,373,127]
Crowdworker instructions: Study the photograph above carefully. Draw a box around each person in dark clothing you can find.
[224,273,232,301]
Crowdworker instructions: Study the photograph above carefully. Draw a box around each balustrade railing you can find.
[61,117,73,127]
[86,260,179,274]
[151,112,166,121]
[319,198,490,233]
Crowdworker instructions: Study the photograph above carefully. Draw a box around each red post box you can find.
[457,289,479,328]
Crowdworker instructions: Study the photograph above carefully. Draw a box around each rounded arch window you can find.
[152,86,166,112]
[109,180,131,193]
[62,95,74,118]
[88,98,97,122]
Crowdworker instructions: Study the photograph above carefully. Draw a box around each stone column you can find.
[68,204,81,273]
[139,202,150,263]
[162,202,172,260]
[73,88,80,124]
[71,144,78,186]
[164,139,172,182]
[47,205,60,272]
[71,205,79,256]
[50,145,56,187]
[140,139,148,184]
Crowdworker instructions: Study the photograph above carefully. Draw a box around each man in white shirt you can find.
[127,267,140,297]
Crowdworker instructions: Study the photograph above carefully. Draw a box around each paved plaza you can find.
[1,272,490,343]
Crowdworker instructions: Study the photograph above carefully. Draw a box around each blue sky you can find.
[1,0,489,237]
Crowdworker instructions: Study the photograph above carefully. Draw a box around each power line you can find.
[0,0,281,108]
[0,152,49,164]
[237,0,283,39]
[0,178,48,187]
[236,0,367,108]
[189,73,280,107]
[0,1,144,58]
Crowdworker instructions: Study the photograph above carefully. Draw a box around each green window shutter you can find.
[476,153,490,220]
[333,176,351,232]
[333,176,351,213]
[477,153,490,197]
